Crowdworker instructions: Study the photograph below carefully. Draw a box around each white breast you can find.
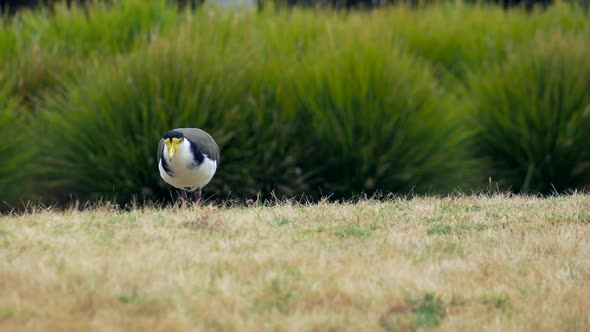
[158,140,217,191]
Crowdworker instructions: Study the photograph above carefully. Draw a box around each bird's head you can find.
[162,130,185,159]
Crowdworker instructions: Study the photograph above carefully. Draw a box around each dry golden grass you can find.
[1,194,589,331]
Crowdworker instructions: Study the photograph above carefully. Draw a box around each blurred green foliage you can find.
[289,38,470,196]
[469,33,590,194]
[2,0,586,14]
[0,92,34,205]
[38,32,314,203]
[0,0,181,108]
[0,1,588,208]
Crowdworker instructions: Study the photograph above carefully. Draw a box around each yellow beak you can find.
[164,138,181,159]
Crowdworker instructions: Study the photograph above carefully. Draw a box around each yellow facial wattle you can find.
[164,137,182,159]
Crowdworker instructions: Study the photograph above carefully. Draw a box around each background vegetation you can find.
[0,0,589,208]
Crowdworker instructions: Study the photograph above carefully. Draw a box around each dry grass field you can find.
[0,194,589,331]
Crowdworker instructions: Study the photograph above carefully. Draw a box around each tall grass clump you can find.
[292,36,471,197]
[0,91,33,206]
[36,24,314,204]
[0,0,181,107]
[469,33,590,194]
[35,6,474,204]
[10,3,590,204]
[373,3,590,83]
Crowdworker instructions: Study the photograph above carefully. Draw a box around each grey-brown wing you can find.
[177,128,220,163]
[157,138,165,163]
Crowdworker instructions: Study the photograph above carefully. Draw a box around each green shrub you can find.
[469,33,590,194]
[3,1,588,110]
[0,90,33,206]
[380,3,590,83]
[0,0,180,107]
[4,3,589,204]
[37,30,313,204]
[382,4,517,81]
[292,38,471,197]
[36,7,472,204]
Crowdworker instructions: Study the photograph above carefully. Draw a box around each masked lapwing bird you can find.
[157,128,220,203]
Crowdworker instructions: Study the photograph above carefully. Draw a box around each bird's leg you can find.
[194,187,202,204]
[180,190,188,201]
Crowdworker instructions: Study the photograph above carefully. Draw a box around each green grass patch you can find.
[255,277,296,313]
[0,229,11,248]
[413,293,447,328]
[426,217,452,235]
[481,292,512,315]
[117,289,143,305]
[274,216,292,227]
[380,292,448,331]
[333,222,380,238]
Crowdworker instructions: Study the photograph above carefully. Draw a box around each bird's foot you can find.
[194,188,202,204]
[180,190,188,201]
